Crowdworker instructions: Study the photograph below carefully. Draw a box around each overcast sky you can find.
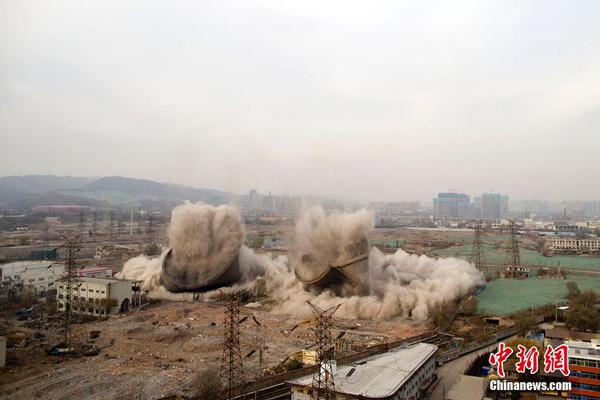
[1,1,600,202]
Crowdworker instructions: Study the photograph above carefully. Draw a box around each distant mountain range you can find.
[0,175,241,212]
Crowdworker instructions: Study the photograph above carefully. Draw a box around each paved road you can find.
[429,340,511,400]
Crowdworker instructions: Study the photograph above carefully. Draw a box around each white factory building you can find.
[20,263,65,296]
[0,260,57,282]
[14,263,113,297]
[56,277,144,317]
[548,237,600,254]
[289,342,438,400]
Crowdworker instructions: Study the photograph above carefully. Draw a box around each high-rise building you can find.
[433,193,472,219]
[567,340,600,399]
[264,191,274,212]
[475,193,509,220]
[249,189,259,211]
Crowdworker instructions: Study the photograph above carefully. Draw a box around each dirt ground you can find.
[0,300,426,400]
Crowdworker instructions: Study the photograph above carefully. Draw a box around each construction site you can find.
[0,203,590,399]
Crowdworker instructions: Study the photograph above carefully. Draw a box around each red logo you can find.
[515,344,539,374]
[544,344,570,376]
[489,342,514,378]
[489,342,570,377]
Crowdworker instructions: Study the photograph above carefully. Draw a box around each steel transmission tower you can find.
[307,301,340,400]
[508,219,521,267]
[61,236,81,348]
[220,297,245,400]
[470,220,486,270]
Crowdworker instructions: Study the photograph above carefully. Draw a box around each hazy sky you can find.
[1,1,600,202]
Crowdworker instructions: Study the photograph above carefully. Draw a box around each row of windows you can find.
[571,394,600,400]
[571,371,600,380]
[58,303,106,315]
[401,358,435,396]
[572,382,600,392]
[27,277,47,282]
[75,289,105,294]
[57,289,105,295]
[571,357,600,368]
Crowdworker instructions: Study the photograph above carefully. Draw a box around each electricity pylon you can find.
[307,301,340,400]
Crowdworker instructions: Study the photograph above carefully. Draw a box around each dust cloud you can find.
[119,205,484,321]
[290,207,372,286]
[161,202,244,291]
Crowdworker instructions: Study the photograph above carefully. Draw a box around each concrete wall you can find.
[108,280,134,312]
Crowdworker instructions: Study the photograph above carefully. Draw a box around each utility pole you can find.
[508,219,521,267]
[129,208,134,237]
[470,220,485,271]
[79,212,85,243]
[307,301,340,400]
[92,211,97,241]
[220,297,244,400]
[136,208,142,235]
[108,211,115,243]
[146,214,156,246]
[42,222,49,260]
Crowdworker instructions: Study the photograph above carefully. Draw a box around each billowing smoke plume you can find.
[118,252,195,301]
[275,207,485,320]
[118,202,244,297]
[291,207,373,296]
[119,204,484,321]
[161,203,244,292]
[291,207,373,275]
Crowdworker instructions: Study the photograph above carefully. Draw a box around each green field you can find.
[476,274,600,315]
[432,239,600,270]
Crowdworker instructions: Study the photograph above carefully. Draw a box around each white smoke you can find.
[118,202,244,299]
[163,202,244,290]
[276,206,484,320]
[291,207,373,284]
[117,252,195,301]
[265,246,483,321]
[118,205,485,321]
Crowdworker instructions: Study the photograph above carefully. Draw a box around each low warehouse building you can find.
[56,277,144,317]
[289,342,438,400]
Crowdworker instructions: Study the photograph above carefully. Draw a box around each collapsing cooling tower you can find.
[159,203,245,293]
[294,239,370,296]
[292,208,373,296]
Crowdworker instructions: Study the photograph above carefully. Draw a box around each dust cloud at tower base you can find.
[118,204,484,321]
